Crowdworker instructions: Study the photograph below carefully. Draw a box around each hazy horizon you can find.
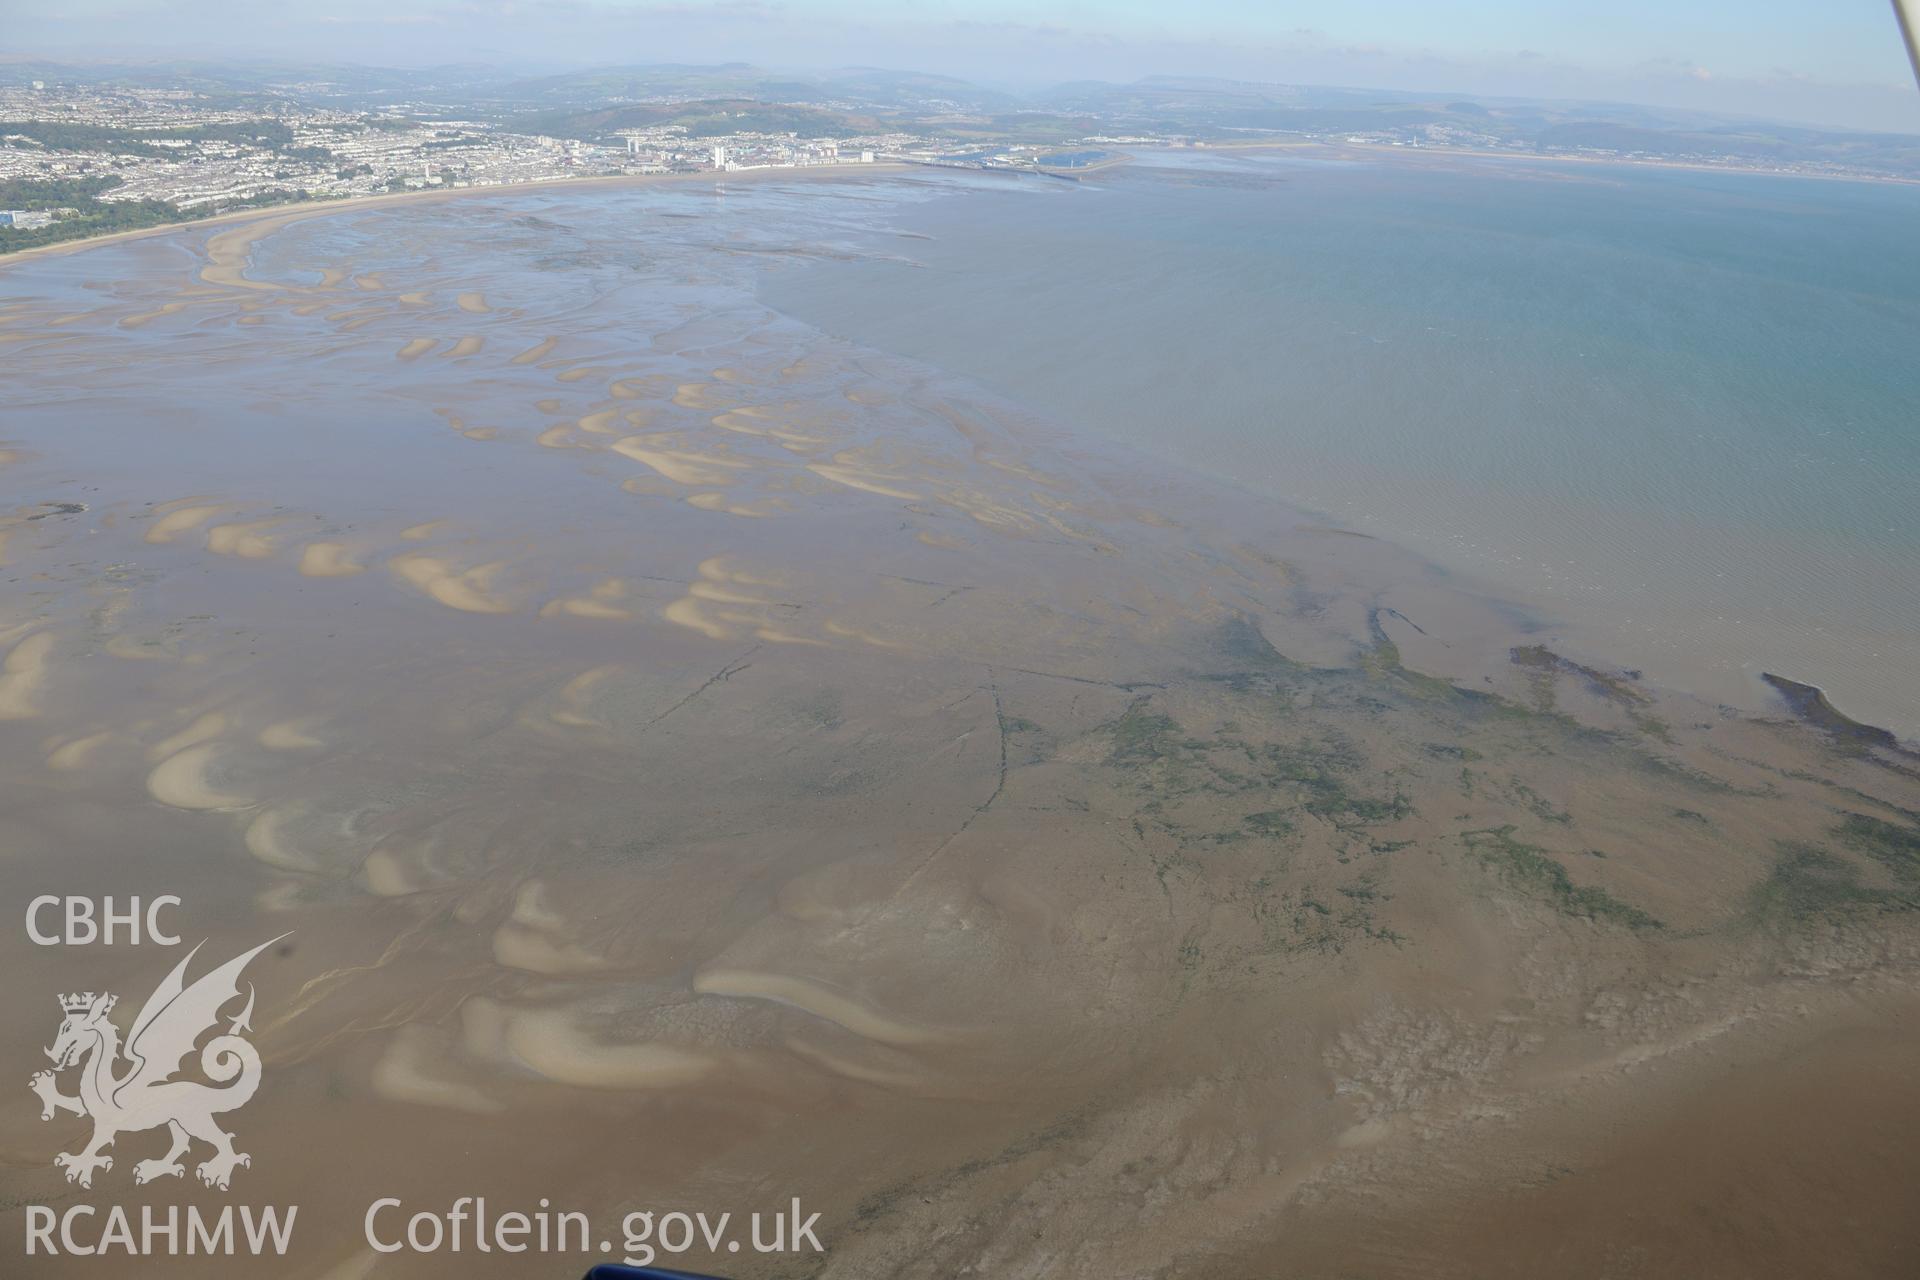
[10,52,1920,143]
[5,0,1919,134]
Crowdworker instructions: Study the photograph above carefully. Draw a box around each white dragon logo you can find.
[28,936,284,1191]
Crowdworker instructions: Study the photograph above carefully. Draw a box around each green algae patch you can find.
[1462,824,1662,930]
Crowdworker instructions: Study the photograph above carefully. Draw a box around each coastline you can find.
[1181,136,1920,187]
[9,126,1909,273]
[0,161,918,270]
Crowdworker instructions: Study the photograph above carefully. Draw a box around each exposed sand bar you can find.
[144,502,226,544]
[693,968,950,1046]
[388,553,517,614]
[298,542,365,577]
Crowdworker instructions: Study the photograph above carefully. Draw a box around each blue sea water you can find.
[760,150,1920,731]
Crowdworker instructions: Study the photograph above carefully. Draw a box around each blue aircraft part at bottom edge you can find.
[583,1266,731,1280]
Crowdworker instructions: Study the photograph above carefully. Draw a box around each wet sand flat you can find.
[0,173,1915,1279]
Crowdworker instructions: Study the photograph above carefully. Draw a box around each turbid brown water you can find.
[0,172,1916,1278]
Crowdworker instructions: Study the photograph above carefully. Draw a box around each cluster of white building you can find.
[4,80,1116,230]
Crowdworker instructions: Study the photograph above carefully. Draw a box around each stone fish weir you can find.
[0,174,1917,1278]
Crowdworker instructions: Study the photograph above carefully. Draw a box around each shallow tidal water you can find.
[762,148,1920,738]
[0,169,1917,1278]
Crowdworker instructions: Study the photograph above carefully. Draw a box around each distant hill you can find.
[499,64,1016,115]
[515,98,882,140]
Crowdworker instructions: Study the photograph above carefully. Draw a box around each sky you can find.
[5,0,1919,133]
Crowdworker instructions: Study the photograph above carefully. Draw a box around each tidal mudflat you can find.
[1,171,1917,1278]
